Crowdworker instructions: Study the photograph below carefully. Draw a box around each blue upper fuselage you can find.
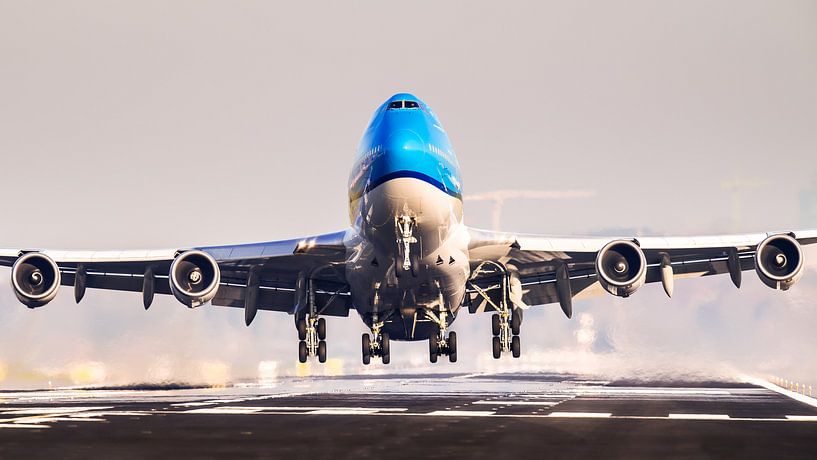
[348,93,462,212]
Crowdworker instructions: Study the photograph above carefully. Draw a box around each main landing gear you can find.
[469,261,523,359]
[362,319,390,365]
[296,315,327,363]
[491,308,521,359]
[427,309,457,363]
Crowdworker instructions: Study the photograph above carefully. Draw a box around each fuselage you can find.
[346,93,471,341]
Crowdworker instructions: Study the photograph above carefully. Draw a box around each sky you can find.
[0,0,816,388]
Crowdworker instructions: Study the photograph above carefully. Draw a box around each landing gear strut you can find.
[296,315,327,363]
[426,309,457,363]
[295,276,328,363]
[362,318,391,365]
[491,309,521,359]
[470,261,522,359]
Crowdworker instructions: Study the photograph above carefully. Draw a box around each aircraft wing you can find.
[0,229,356,323]
[465,227,817,317]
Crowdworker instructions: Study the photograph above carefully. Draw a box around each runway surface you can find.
[1,372,816,459]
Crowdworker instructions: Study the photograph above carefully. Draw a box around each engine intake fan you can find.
[11,252,61,308]
[169,250,221,307]
[755,234,803,291]
[595,240,647,297]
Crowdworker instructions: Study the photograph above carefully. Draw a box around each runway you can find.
[1,372,816,459]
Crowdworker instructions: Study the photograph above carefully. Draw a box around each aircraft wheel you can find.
[362,334,371,365]
[429,337,438,363]
[448,332,457,363]
[511,309,521,336]
[491,314,501,336]
[492,336,501,359]
[511,335,521,358]
[318,340,327,363]
[381,332,390,357]
[296,318,307,341]
[317,318,327,340]
[298,341,308,363]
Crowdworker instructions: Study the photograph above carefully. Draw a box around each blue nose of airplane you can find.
[385,129,425,156]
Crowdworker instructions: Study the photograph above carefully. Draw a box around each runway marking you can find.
[547,412,611,418]
[0,406,114,415]
[306,409,385,415]
[185,406,409,415]
[785,415,817,421]
[668,413,730,420]
[0,423,50,429]
[473,400,559,406]
[576,388,731,396]
[426,410,495,417]
[745,377,817,410]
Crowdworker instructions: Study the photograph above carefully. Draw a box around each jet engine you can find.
[754,234,803,290]
[169,250,221,307]
[595,240,647,297]
[11,252,61,308]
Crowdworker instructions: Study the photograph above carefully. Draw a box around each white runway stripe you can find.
[668,413,730,420]
[548,412,612,418]
[473,400,559,406]
[785,415,817,421]
[426,410,495,417]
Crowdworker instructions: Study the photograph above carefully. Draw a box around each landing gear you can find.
[426,310,457,363]
[490,309,522,359]
[362,320,391,365]
[296,314,327,363]
[469,261,523,359]
[396,215,418,277]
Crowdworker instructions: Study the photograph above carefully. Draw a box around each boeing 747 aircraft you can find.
[3,93,815,365]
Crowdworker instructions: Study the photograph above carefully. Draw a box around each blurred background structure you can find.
[0,0,815,388]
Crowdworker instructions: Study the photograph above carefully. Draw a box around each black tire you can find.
[317,318,327,340]
[429,337,438,363]
[511,309,521,336]
[298,341,308,363]
[296,318,307,341]
[382,351,390,365]
[318,340,327,363]
[511,335,521,358]
[362,334,371,365]
[448,332,457,363]
[491,314,501,336]
[381,332,390,357]
[410,254,419,277]
[492,336,501,359]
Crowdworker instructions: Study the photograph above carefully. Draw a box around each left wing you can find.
[466,227,817,318]
[0,229,357,325]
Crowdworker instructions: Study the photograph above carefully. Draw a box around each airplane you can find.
[2,92,815,365]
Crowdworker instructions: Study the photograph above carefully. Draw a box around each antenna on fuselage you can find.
[464,190,596,231]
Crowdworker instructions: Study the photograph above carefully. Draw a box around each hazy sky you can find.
[0,1,816,387]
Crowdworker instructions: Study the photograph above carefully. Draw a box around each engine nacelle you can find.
[169,250,221,307]
[755,234,803,291]
[11,252,61,308]
[595,240,647,297]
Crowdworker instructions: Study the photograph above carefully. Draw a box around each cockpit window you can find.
[387,100,421,110]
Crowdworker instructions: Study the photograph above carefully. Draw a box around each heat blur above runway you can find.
[1,372,816,459]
